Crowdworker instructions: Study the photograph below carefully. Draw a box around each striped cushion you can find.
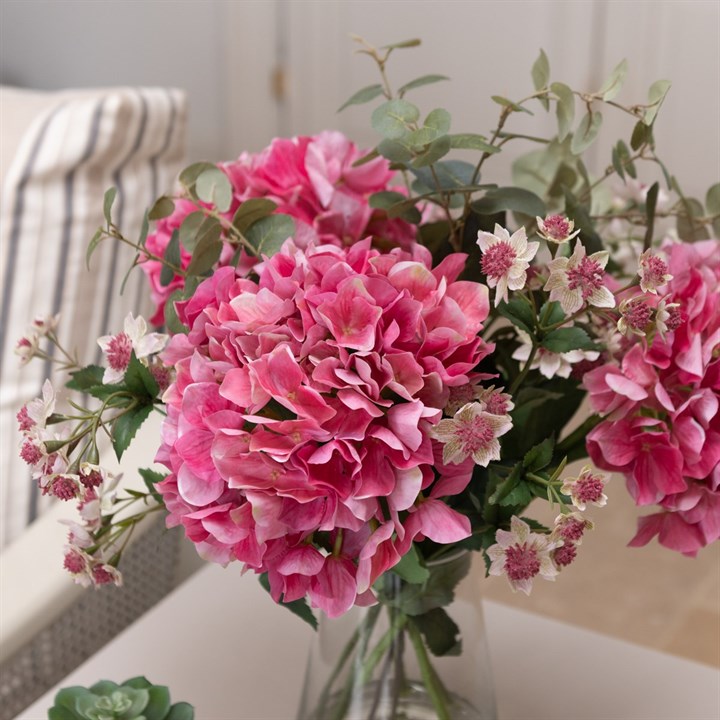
[0,87,187,548]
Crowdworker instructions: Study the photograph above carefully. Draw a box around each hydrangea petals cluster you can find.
[487,516,560,595]
[585,238,720,555]
[142,132,417,325]
[477,224,539,307]
[155,240,494,616]
[544,242,615,315]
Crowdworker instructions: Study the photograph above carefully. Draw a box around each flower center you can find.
[553,543,577,567]
[481,242,517,280]
[485,392,509,415]
[63,550,86,574]
[92,565,115,585]
[575,474,604,503]
[20,440,42,466]
[455,415,495,453]
[559,518,586,542]
[16,405,35,432]
[543,215,570,240]
[567,256,604,300]
[504,543,541,581]
[623,299,652,331]
[51,476,79,501]
[106,332,132,371]
[666,304,683,331]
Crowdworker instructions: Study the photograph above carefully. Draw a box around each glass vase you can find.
[297,551,496,720]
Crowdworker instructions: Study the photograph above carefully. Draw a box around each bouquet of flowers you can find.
[17,37,719,719]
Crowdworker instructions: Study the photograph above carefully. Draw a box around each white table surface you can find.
[16,563,720,720]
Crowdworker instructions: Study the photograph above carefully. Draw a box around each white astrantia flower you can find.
[487,516,561,595]
[638,250,672,294]
[544,241,615,315]
[561,465,609,511]
[431,402,512,466]
[535,215,581,244]
[477,224,539,307]
[26,379,57,429]
[655,297,682,340]
[512,330,599,379]
[97,313,168,384]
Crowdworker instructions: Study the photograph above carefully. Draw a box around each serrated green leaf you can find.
[412,135,451,167]
[531,49,550,91]
[397,552,471,615]
[138,468,167,502]
[571,111,603,155]
[148,196,175,221]
[245,214,295,257]
[112,404,153,461]
[371,99,419,140]
[67,364,105,392]
[424,108,451,135]
[124,353,159,400]
[178,161,216,191]
[541,326,597,353]
[164,289,187,335]
[498,481,533,507]
[393,544,430,584]
[472,186,546,218]
[160,230,181,287]
[492,96,533,115]
[103,187,117,225]
[195,167,232,213]
[232,198,278,234]
[448,133,499,153]
[706,183,720,215]
[488,463,523,505]
[337,83,384,112]
[630,120,652,151]
[177,211,205,252]
[398,74,449,97]
[598,58,628,101]
[167,702,195,720]
[523,435,555,472]
[258,573,317,630]
[643,79,671,125]
[496,298,535,334]
[551,82,575,142]
[411,607,461,657]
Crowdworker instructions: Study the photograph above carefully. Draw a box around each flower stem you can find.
[407,622,452,720]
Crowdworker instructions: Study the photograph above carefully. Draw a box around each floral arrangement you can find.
[16,37,719,690]
[48,677,193,720]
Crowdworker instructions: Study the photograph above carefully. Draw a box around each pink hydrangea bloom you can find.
[155,239,493,616]
[585,238,720,555]
[142,132,417,325]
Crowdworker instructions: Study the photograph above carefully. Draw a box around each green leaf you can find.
[112,404,153,461]
[178,161,216,192]
[67,364,105,392]
[160,230,181,286]
[54,686,90,711]
[392,544,430,584]
[630,120,652,151]
[89,680,121,694]
[124,353,159,401]
[541,326,597,353]
[195,167,232,213]
[352,148,381,167]
[644,181,660,249]
[677,197,710,241]
[369,191,408,210]
[245,214,295,257]
[232,198,278,234]
[121,676,153,689]
[498,481,533,507]
[377,138,413,164]
[551,82,575,142]
[103,187,117,225]
[643,79,671,125]
[539,300,565,327]
[411,607,461,657]
[48,707,76,720]
[531,49,550,91]
[564,188,603,254]
[598,58,628,101]
[520,517,551,533]
[138,210,150,247]
[496,298,535,334]
[177,211,206,252]
[167,702,195,720]
[424,108,451,135]
[411,135,451,167]
[86,228,104,270]
[448,133,499,153]
[148,196,175,221]
[397,552,471,615]
[337,83,384,112]
[412,160,478,191]
[570,111,603,155]
[488,463,523,505]
[382,38,421,50]
[371,99,419,140]
[398,74,449,97]
[369,191,421,223]
[144,686,172,720]
[258,573,318,630]
[163,289,187,335]
[138,468,167,501]
[612,140,636,180]
[491,96,533,115]
[523,436,555,472]
[472,186,546,218]
[706,183,720,215]
[185,223,223,276]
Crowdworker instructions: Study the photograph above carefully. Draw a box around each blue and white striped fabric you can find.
[0,86,187,548]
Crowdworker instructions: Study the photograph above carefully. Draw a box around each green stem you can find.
[556,414,604,455]
[407,622,452,720]
[509,342,538,395]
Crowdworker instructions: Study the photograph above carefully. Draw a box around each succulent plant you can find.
[48,678,194,720]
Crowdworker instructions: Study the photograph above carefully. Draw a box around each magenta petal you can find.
[410,499,471,545]
[276,545,325,576]
[177,464,225,506]
[310,556,357,618]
